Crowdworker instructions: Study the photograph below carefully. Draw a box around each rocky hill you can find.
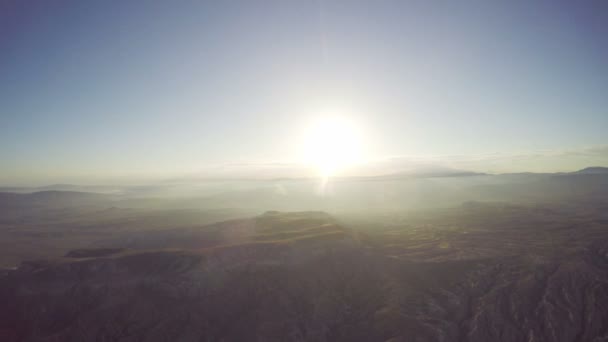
[2,208,608,341]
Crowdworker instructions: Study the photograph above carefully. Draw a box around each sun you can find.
[302,116,364,177]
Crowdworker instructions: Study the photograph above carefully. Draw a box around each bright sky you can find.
[1,1,607,184]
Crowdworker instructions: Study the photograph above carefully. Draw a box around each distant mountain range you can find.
[1,167,607,196]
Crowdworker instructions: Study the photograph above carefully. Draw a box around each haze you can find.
[2,2,608,341]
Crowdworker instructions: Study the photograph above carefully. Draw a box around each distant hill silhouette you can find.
[572,166,608,174]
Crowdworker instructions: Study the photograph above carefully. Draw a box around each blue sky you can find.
[1,0,607,184]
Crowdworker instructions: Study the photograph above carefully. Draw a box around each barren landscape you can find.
[2,169,608,341]
[3,1,607,340]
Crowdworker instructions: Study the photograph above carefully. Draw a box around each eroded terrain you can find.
[2,193,608,341]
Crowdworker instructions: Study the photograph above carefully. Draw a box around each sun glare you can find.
[303,115,364,177]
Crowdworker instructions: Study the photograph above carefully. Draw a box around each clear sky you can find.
[1,0,607,184]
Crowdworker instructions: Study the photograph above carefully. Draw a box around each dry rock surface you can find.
[2,203,608,341]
